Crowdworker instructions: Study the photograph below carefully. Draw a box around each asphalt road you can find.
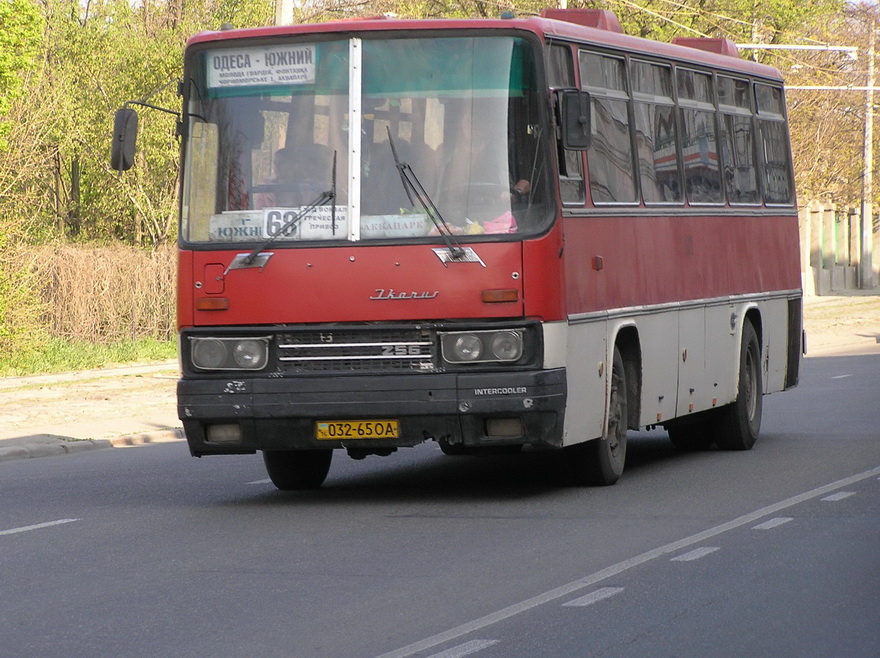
[1,348,878,657]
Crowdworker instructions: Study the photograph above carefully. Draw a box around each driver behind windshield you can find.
[254,144,332,209]
[434,97,530,234]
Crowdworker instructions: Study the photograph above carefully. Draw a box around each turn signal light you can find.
[196,297,230,311]
[481,289,518,303]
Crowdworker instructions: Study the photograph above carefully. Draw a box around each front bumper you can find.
[178,368,566,455]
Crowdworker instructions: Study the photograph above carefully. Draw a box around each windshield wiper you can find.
[386,127,464,259]
[240,150,337,267]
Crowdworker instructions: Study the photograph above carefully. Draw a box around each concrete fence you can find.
[799,200,879,296]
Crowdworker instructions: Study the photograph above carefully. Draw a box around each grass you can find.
[0,337,178,377]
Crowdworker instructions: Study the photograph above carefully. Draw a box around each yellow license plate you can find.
[316,420,400,440]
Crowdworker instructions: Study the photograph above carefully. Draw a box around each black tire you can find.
[715,321,762,451]
[667,419,716,451]
[568,347,628,486]
[263,449,333,490]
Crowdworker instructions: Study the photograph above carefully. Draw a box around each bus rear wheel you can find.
[714,321,762,451]
[263,449,333,490]
[568,347,627,486]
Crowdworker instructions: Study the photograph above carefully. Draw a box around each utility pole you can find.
[742,42,877,290]
[276,0,294,25]
[862,29,876,289]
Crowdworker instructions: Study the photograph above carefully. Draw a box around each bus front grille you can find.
[276,328,435,374]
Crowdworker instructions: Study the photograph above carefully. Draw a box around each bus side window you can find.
[548,44,585,205]
[677,68,723,204]
[578,50,637,204]
[718,75,761,205]
[632,60,682,204]
[755,83,794,205]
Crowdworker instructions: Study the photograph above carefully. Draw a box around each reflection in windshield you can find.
[181,35,551,244]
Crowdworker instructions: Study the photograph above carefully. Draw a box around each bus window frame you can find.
[754,81,795,207]
[547,41,587,208]
[630,58,684,207]
[676,66,725,207]
[717,73,763,207]
[577,48,639,207]
[178,29,561,249]
[557,39,794,213]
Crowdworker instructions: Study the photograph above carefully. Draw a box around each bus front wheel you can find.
[568,346,628,486]
[263,449,333,490]
[715,321,762,451]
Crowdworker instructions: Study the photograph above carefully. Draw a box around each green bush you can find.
[0,336,177,377]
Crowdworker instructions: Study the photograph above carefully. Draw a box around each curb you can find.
[0,428,185,463]
[109,428,186,447]
[0,360,179,392]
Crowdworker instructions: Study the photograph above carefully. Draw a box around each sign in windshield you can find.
[206,45,317,89]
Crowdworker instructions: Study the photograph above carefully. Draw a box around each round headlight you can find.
[491,331,523,361]
[233,339,267,369]
[192,338,227,369]
[453,334,483,361]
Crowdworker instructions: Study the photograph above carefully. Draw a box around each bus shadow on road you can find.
[241,431,687,504]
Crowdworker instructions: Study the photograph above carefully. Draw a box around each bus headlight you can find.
[190,336,270,370]
[440,329,525,365]
[491,331,523,361]
[234,339,268,369]
[453,334,483,361]
[191,338,227,369]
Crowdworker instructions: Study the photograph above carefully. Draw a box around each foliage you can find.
[0,0,867,250]
[782,4,878,203]
[0,336,177,377]
[595,0,844,43]
[0,0,42,151]
[0,0,876,367]
[2,0,275,248]
[0,234,48,358]
[21,242,177,342]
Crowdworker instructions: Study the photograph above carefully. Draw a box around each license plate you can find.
[316,420,400,440]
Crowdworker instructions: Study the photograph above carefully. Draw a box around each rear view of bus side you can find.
[545,11,801,483]
[153,9,801,489]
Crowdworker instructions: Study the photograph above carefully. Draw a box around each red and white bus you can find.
[117,8,802,489]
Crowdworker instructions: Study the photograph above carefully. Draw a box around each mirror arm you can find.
[124,99,181,120]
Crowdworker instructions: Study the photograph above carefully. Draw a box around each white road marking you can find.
[671,547,720,562]
[822,491,856,502]
[247,479,273,485]
[563,587,625,607]
[752,517,793,530]
[375,465,880,658]
[426,640,499,658]
[0,519,80,537]
[831,374,853,380]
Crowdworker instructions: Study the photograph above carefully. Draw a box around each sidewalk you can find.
[0,292,877,463]
[0,360,183,462]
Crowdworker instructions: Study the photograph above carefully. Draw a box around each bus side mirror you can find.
[559,89,591,150]
[111,108,139,171]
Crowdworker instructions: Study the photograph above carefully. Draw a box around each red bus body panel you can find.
[179,243,527,327]
[563,212,801,315]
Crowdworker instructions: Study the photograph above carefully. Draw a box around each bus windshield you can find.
[181,35,553,245]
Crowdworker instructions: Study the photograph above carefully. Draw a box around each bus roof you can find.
[186,11,784,83]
